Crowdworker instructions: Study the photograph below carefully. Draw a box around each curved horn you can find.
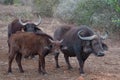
[19,17,27,26]
[59,39,63,43]
[78,30,97,40]
[34,15,41,26]
[101,31,108,40]
[49,39,54,43]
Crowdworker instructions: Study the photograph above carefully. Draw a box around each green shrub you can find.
[54,0,120,37]
[32,0,59,17]
[73,0,108,25]
[4,0,14,5]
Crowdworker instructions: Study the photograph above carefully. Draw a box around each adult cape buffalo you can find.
[7,16,42,53]
[8,16,42,38]
[54,25,108,75]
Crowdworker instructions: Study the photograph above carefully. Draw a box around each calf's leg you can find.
[8,52,15,73]
[54,52,60,68]
[15,53,24,73]
[38,57,42,73]
[38,55,47,75]
[41,57,47,74]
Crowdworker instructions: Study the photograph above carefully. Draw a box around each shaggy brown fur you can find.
[8,31,54,74]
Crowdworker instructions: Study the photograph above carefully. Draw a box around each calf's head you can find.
[48,39,67,55]
[78,30,108,57]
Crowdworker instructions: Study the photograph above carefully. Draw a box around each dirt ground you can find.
[0,5,120,80]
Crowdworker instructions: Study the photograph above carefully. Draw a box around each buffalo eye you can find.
[92,40,99,46]
[102,43,108,51]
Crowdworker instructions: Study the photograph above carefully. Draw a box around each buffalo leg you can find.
[8,53,15,73]
[41,57,47,74]
[76,56,84,74]
[64,54,72,69]
[38,55,42,73]
[15,53,24,73]
[7,40,10,53]
[38,55,46,74]
[74,46,85,74]
[54,52,60,68]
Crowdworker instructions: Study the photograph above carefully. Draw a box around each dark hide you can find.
[54,25,72,40]
[7,19,42,55]
[8,19,42,38]
[54,25,108,74]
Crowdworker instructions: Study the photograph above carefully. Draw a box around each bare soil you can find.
[0,5,120,80]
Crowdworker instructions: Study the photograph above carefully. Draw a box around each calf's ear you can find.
[102,43,108,51]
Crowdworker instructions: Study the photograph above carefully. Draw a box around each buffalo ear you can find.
[102,43,108,51]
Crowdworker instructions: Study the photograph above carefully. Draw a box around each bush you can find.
[54,0,79,23]
[74,0,113,25]
[32,0,59,17]
[55,0,120,38]
[4,0,14,5]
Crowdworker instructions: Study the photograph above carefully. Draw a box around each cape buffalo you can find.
[54,25,108,75]
[8,16,42,38]
[8,31,64,74]
[7,16,42,54]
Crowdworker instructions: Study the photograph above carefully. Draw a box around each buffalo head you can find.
[78,30,108,57]
[19,16,41,32]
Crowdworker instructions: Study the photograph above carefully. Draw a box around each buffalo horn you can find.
[59,39,63,43]
[78,30,97,40]
[101,31,108,40]
[19,17,27,26]
[49,39,54,43]
[34,15,41,26]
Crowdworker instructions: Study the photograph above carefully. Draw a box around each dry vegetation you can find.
[0,5,120,80]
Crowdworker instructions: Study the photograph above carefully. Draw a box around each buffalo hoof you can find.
[79,68,84,75]
[7,72,13,76]
[20,70,24,73]
[56,65,60,68]
[8,72,12,75]
[80,73,85,77]
[39,70,47,75]
[68,66,73,70]
[41,71,47,75]
[8,70,12,73]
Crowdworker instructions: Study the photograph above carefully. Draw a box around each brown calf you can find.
[8,31,63,74]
